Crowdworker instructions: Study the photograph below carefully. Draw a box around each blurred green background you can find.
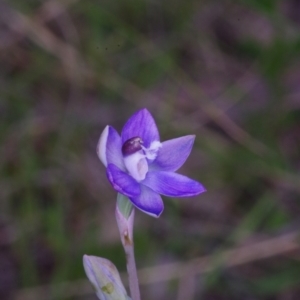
[1,0,300,299]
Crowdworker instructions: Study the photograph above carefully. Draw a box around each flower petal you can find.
[121,109,160,148]
[150,135,195,172]
[106,164,140,197]
[143,171,206,197]
[96,125,109,166]
[129,185,164,218]
[97,126,125,170]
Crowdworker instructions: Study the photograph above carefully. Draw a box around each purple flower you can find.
[97,108,206,217]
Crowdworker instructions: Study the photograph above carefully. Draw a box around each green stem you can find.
[116,195,141,300]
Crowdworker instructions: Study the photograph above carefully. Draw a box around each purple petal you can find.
[129,185,164,218]
[106,126,126,171]
[121,109,160,148]
[142,171,206,197]
[150,135,195,172]
[106,164,141,197]
[97,126,109,166]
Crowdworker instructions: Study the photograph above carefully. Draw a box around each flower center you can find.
[122,137,148,182]
[142,140,162,161]
[122,137,162,182]
[122,137,143,156]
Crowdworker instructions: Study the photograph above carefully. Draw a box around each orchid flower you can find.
[97,108,206,217]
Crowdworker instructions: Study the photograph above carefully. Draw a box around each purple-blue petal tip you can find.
[142,171,206,198]
[129,186,164,218]
[121,108,159,148]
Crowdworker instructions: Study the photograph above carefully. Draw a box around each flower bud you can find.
[83,255,130,300]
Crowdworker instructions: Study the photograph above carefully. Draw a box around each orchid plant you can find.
[83,109,206,300]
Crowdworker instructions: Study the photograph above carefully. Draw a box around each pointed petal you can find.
[129,185,164,218]
[106,127,126,170]
[150,135,195,172]
[97,126,109,166]
[143,171,206,197]
[97,126,125,170]
[121,109,160,148]
[106,164,140,197]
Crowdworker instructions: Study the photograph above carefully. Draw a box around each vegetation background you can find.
[1,0,300,299]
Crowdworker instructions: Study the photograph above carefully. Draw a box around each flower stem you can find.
[123,235,141,300]
[115,197,141,300]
